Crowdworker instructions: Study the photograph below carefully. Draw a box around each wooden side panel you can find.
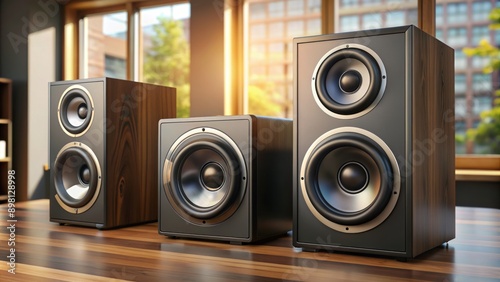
[411,26,455,256]
[105,78,176,228]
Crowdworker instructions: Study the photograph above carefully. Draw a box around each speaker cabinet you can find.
[159,115,292,243]
[49,77,176,229]
[293,25,455,258]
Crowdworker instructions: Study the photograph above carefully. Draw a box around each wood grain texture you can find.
[411,26,455,257]
[105,78,176,228]
[1,200,500,281]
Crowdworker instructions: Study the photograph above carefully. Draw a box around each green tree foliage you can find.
[463,8,500,154]
[247,79,288,117]
[143,17,190,117]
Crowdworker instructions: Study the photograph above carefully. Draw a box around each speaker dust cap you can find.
[300,127,400,233]
[53,142,102,214]
[58,85,95,137]
[163,127,247,225]
[312,44,387,119]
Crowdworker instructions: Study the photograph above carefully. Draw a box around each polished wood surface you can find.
[1,200,500,281]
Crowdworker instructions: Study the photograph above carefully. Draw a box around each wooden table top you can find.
[1,199,499,281]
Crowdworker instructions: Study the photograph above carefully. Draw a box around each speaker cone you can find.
[58,85,94,136]
[163,128,247,225]
[300,127,400,233]
[53,142,102,214]
[312,44,386,118]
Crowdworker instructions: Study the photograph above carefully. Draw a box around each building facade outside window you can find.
[245,0,322,117]
[439,0,499,154]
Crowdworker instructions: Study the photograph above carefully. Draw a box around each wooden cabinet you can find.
[0,78,12,203]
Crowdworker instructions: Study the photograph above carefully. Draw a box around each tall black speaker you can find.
[159,115,292,243]
[293,25,455,258]
[49,77,176,229]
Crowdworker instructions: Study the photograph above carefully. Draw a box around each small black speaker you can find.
[49,77,176,229]
[293,25,455,258]
[159,115,292,243]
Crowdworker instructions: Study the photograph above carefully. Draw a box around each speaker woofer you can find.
[312,44,386,119]
[300,127,400,233]
[58,85,94,137]
[53,142,102,214]
[163,128,247,225]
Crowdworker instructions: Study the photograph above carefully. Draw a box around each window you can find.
[287,20,305,38]
[307,19,321,35]
[455,51,467,70]
[341,0,359,8]
[66,0,499,162]
[472,1,492,22]
[387,11,405,26]
[335,0,418,33]
[436,29,444,41]
[269,43,284,60]
[447,28,467,46]
[472,73,492,93]
[250,3,266,19]
[362,0,381,6]
[269,22,284,38]
[81,11,127,79]
[288,0,304,16]
[455,74,467,94]
[139,3,190,117]
[436,4,443,25]
[472,26,490,45]
[308,0,321,13]
[245,0,322,117]
[340,15,360,32]
[251,24,266,40]
[455,96,467,118]
[472,56,490,69]
[473,96,492,116]
[447,3,467,24]
[437,0,498,155]
[75,2,191,117]
[104,55,126,79]
[269,1,285,18]
[362,13,382,30]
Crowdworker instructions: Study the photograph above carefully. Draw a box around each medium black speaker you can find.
[293,25,455,258]
[159,115,292,243]
[49,77,176,229]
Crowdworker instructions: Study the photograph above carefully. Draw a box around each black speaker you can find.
[49,77,176,229]
[293,25,455,258]
[159,115,292,243]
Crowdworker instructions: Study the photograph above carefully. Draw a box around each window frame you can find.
[63,0,499,172]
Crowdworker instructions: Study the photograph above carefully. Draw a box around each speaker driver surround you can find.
[163,127,247,225]
[53,142,102,214]
[312,44,386,119]
[300,127,400,233]
[58,85,94,137]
